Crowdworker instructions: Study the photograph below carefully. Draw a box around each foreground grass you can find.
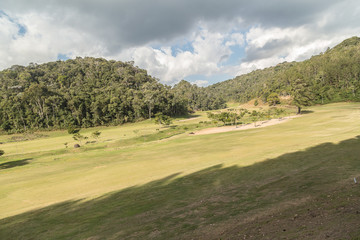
[0,103,360,239]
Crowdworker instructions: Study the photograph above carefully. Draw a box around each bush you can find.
[0,150,4,157]
[91,130,101,140]
[267,93,280,106]
[67,126,80,134]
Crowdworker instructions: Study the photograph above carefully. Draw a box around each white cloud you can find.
[226,32,245,47]
[1,0,360,85]
[192,80,209,87]
[0,12,107,69]
[118,28,241,84]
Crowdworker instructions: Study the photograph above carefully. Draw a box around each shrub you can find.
[91,130,101,140]
[67,126,80,134]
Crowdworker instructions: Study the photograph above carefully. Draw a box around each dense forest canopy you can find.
[0,57,225,133]
[207,36,360,104]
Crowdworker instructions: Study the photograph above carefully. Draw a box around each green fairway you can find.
[0,103,360,239]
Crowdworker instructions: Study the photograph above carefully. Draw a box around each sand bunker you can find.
[193,115,300,135]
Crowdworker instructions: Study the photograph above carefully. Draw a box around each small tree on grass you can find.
[251,110,259,127]
[154,113,172,126]
[91,131,101,141]
[217,112,231,125]
[274,107,285,117]
[73,132,87,145]
[237,109,248,126]
[67,126,80,134]
[267,93,280,106]
[291,78,313,114]
[0,150,4,157]
[229,112,238,126]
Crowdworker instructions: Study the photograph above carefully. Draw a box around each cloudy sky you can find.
[1,0,360,86]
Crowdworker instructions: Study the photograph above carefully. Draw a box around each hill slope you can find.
[208,36,360,104]
[0,58,225,133]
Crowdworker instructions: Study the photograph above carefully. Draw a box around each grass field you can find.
[0,103,360,239]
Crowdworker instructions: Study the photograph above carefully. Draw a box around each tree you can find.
[154,113,172,126]
[267,93,280,106]
[73,132,87,145]
[1,121,12,132]
[91,130,101,140]
[250,110,259,127]
[291,79,313,114]
[207,112,232,126]
[0,150,4,157]
[67,126,80,134]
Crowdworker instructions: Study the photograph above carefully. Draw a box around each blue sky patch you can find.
[171,41,194,57]
[221,44,246,67]
[0,10,27,38]
[57,54,70,61]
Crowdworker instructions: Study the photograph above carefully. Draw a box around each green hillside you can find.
[0,58,225,133]
[208,36,360,104]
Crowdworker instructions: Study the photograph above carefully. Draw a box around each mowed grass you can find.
[0,103,360,239]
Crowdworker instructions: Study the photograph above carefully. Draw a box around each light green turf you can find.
[0,103,359,221]
[0,102,360,240]
[0,112,210,156]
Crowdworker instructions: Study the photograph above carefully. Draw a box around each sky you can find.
[1,0,360,86]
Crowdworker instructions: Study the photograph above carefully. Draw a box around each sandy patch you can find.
[192,115,300,135]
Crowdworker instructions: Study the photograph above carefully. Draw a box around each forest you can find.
[1,36,360,133]
[0,58,225,132]
[208,36,360,104]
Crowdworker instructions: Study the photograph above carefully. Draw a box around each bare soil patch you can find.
[193,115,300,135]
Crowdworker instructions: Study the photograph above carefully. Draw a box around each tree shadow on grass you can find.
[1,137,360,239]
[300,110,314,114]
[0,158,32,170]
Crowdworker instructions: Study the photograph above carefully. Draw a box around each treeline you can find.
[208,36,360,104]
[0,57,225,132]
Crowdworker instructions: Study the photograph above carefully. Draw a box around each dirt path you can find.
[193,115,300,135]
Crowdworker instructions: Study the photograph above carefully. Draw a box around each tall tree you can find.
[291,78,313,114]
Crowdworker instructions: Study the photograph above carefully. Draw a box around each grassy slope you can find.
[0,103,360,239]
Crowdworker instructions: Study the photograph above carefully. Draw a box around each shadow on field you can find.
[0,158,32,170]
[1,137,360,239]
[300,110,314,114]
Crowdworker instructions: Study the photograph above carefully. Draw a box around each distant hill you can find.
[207,36,360,104]
[2,36,359,132]
[0,57,225,133]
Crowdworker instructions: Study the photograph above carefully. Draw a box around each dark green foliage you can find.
[72,133,86,144]
[1,121,12,132]
[0,58,223,133]
[91,131,101,140]
[208,36,360,105]
[267,92,280,106]
[154,113,172,126]
[172,80,227,112]
[0,150,4,157]
[291,79,313,114]
[67,126,80,134]
[207,109,247,126]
